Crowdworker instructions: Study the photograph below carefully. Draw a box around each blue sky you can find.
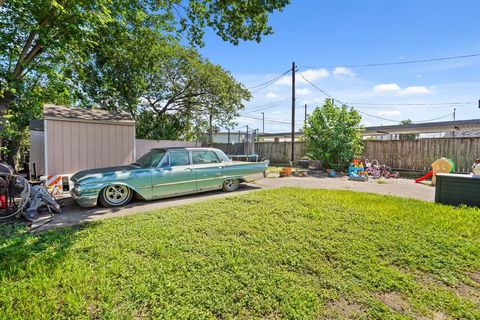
[198,0,480,132]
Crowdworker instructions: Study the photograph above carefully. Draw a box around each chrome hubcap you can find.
[105,185,129,204]
[224,179,238,191]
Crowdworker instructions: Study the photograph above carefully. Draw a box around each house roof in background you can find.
[363,119,480,135]
[43,104,134,123]
[257,119,480,137]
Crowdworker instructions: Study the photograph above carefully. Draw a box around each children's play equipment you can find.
[348,160,368,182]
[415,158,455,185]
[472,158,480,176]
[364,159,398,179]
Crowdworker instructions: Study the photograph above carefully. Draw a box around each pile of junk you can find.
[0,162,61,222]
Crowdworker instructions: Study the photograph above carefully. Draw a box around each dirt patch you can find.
[324,297,364,319]
[468,271,480,286]
[416,272,480,306]
[377,292,411,313]
[417,311,449,320]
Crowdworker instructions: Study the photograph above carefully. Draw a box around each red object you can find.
[415,170,433,183]
[0,194,6,209]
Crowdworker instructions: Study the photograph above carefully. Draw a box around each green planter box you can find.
[435,173,480,207]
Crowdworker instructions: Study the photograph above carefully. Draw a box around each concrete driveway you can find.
[32,176,435,231]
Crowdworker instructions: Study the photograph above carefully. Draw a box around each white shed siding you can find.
[29,130,45,176]
[46,119,135,175]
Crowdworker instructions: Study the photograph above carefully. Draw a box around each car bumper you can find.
[70,187,98,208]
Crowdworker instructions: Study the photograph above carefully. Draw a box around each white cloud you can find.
[373,83,401,93]
[399,86,433,96]
[265,92,279,99]
[296,88,312,96]
[378,110,401,116]
[332,67,356,77]
[373,83,433,96]
[277,68,329,86]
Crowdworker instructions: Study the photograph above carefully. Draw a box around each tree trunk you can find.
[0,91,15,163]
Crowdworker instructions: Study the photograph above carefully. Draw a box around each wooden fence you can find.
[362,138,480,172]
[212,137,480,172]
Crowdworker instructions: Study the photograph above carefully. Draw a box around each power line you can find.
[247,69,291,93]
[239,114,303,125]
[298,71,457,124]
[243,97,291,113]
[300,53,480,69]
[346,101,474,106]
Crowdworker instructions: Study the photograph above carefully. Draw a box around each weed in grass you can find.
[0,188,479,319]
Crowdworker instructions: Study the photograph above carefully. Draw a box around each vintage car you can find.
[70,148,267,208]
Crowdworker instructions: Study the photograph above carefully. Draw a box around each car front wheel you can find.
[222,179,240,192]
[99,184,133,207]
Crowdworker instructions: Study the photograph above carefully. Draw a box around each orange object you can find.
[280,167,292,177]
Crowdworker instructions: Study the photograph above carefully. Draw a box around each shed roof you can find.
[43,104,134,124]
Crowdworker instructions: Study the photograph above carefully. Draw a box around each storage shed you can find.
[30,104,135,178]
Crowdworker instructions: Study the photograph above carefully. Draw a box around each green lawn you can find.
[1,188,480,319]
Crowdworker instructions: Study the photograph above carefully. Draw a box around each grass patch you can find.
[1,188,480,319]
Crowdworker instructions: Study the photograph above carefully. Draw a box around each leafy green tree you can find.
[304,99,364,170]
[0,0,290,162]
[79,36,250,137]
[135,111,195,141]
[399,119,417,140]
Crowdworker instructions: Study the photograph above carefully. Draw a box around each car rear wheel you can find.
[222,178,240,192]
[99,184,133,207]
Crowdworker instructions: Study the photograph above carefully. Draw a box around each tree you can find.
[399,119,417,140]
[0,0,290,162]
[79,35,251,138]
[304,99,364,170]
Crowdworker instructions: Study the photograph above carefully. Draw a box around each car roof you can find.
[149,147,220,151]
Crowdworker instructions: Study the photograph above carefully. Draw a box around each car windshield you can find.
[135,149,166,168]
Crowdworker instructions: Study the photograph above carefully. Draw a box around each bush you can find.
[304,99,363,170]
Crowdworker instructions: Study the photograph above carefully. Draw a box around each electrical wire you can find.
[300,53,480,69]
[298,71,457,124]
[345,101,475,106]
[247,69,291,93]
[243,97,291,113]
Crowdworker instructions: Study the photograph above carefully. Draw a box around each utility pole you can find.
[246,125,249,158]
[452,108,456,138]
[291,61,296,162]
[209,112,213,147]
[261,112,265,133]
[304,104,307,124]
[227,128,231,155]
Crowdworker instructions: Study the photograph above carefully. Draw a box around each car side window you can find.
[192,151,220,164]
[167,151,190,167]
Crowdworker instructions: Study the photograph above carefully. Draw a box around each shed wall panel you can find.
[46,120,135,175]
[29,130,45,176]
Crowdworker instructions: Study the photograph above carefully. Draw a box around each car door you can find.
[192,150,224,191]
[151,150,197,198]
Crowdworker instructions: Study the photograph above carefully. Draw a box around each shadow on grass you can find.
[0,222,98,279]
[37,184,263,231]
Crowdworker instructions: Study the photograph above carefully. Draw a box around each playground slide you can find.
[415,170,433,183]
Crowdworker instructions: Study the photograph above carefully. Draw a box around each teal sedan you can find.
[70,148,267,208]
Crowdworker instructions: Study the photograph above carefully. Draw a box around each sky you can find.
[198,0,480,133]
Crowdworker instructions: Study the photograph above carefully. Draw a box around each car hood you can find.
[71,165,138,183]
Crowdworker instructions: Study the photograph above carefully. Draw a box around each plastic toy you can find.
[415,158,455,185]
[348,160,368,182]
[471,158,480,176]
